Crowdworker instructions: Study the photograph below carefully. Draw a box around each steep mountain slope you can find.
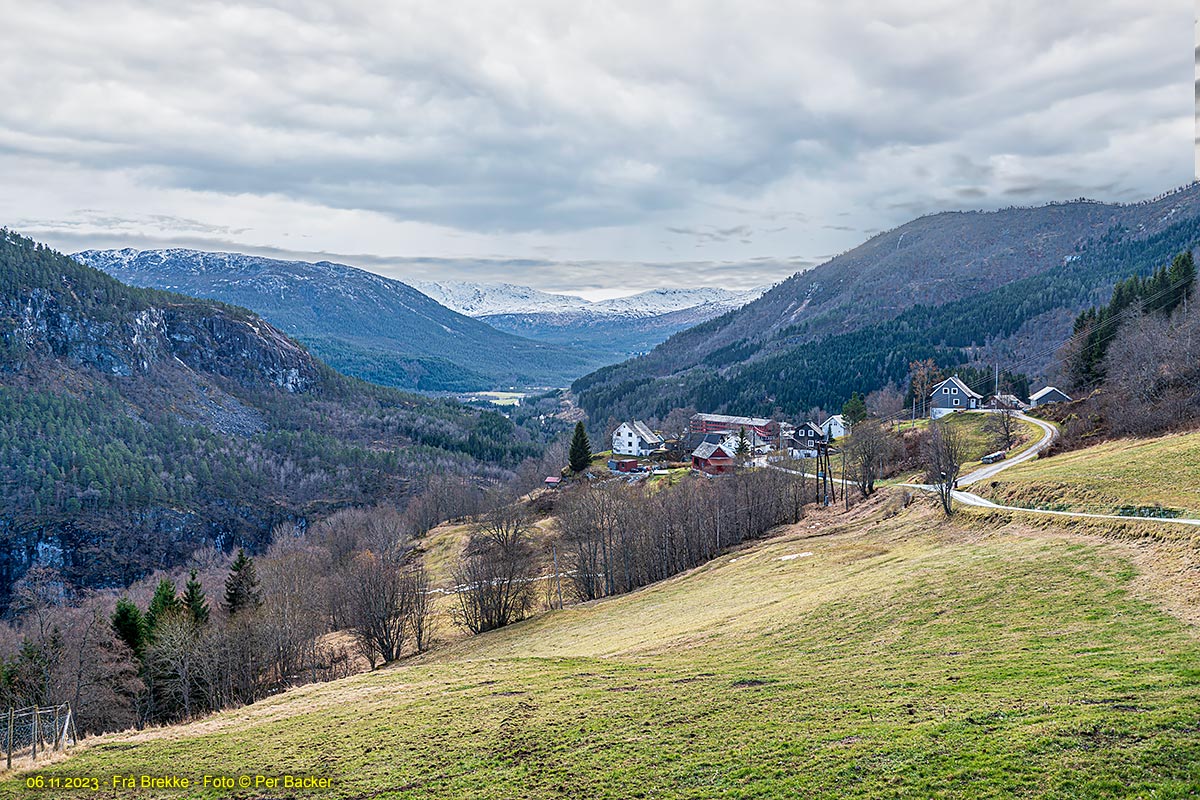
[575,185,1200,420]
[0,232,539,604]
[416,281,767,357]
[73,249,608,392]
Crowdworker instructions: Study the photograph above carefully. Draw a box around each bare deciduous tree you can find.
[923,421,967,516]
[452,508,539,634]
[845,422,899,497]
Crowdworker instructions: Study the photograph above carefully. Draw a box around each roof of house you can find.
[989,393,1026,406]
[629,420,662,443]
[692,441,734,460]
[544,476,562,484]
[822,414,846,428]
[930,375,983,400]
[1030,386,1071,402]
[692,412,775,428]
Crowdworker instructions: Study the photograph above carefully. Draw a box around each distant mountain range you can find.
[413,281,767,356]
[74,249,610,392]
[574,184,1200,422]
[0,232,537,603]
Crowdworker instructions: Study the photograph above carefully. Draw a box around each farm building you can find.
[612,420,664,456]
[691,441,736,475]
[984,394,1029,411]
[1029,386,1072,406]
[607,458,639,473]
[820,414,849,441]
[690,413,781,446]
[929,375,983,418]
[544,476,562,489]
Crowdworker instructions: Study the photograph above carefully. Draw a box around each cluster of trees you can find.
[574,214,1200,421]
[555,469,811,602]
[1066,251,1196,389]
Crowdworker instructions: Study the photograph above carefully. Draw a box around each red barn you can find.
[691,441,736,475]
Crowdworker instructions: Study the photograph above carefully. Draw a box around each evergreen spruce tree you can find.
[223,549,262,617]
[735,427,751,460]
[144,579,181,639]
[182,569,210,626]
[842,392,869,424]
[568,422,592,473]
[111,597,146,658]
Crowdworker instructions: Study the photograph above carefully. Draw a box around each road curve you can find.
[957,412,1058,486]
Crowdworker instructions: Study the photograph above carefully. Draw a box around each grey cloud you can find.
[0,1,1192,289]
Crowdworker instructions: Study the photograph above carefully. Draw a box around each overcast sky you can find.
[1,1,1192,299]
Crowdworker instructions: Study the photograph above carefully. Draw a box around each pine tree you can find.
[735,427,751,459]
[111,597,146,658]
[182,570,210,626]
[223,549,262,617]
[842,392,868,424]
[144,579,181,638]
[568,422,592,473]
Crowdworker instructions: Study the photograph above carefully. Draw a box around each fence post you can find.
[5,707,11,770]
[31,708,37,761]
[53,706,61,752]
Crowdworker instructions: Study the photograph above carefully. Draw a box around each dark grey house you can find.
[929,375,983,418]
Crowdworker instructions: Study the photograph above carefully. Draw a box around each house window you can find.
[943,387,949,394]
[953,398,960,406]
[951,387,958,394]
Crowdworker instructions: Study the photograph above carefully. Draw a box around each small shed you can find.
[607,458,639,473]
[543,476,563,489]
[1029,386,1071,407]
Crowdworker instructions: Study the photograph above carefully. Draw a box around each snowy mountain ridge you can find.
[412,280,767,319]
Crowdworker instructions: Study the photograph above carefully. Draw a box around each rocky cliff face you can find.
[4,288,320,393]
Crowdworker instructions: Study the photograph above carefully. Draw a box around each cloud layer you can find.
[1,1,1191,295]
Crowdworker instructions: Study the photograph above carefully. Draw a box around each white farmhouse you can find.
[820,414,850,441]
[612,421,664,456]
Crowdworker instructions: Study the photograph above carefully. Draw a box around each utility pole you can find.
[552,543,563,610]
[842,447,848,511]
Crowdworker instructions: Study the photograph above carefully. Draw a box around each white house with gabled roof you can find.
[612,421,664,456]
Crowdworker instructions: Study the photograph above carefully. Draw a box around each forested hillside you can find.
[575,186,1200,420]
[0,232,547,605]
[74,249,609,392]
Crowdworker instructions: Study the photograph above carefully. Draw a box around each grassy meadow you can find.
[977,430,1200,518]
[8,494,1200,799]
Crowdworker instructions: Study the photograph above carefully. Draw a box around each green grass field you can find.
[9,497,1200,799]
[977,430,1200,518]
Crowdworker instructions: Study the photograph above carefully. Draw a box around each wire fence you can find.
[1,704,76,768]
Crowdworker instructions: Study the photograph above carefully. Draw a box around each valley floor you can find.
[7,495,1200,799]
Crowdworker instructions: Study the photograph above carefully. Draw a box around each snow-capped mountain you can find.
[73,249,610,391]
[412,281,766,319]
[410,280,768,357]
[411,281,591,316]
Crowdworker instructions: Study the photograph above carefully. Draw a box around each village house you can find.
[820,414,850,441]
[720,427,772,456]
[1029,386,1071,407]
[928,375,983,418]
[785,422,825,458]
[612,420,664,456]
[691,440,736,475]
[984,393,1029,411]
[690,413,781,446]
